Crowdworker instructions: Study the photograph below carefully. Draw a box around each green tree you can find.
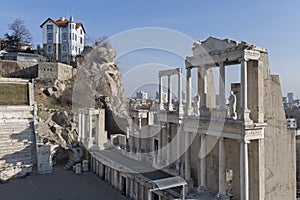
[3,18,32,51]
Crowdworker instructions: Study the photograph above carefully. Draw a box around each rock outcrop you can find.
[73,46,130,135]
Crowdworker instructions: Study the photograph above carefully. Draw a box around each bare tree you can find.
[85,35,111,48]
[3,18,32,51]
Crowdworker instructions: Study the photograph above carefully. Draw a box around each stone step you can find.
[0,149,32,157]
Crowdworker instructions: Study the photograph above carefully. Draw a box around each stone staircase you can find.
[0,119,35,181]
[64,146,81,169]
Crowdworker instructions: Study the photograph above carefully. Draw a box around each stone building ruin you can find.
[83,37,296,200]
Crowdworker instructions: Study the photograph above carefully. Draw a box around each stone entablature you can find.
[158,68,184,117]
[185,37,266,124]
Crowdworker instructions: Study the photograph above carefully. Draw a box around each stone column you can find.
[184,132,191,181]
[95,114,99,146]
[130,178,134,198]
[159,76,164,110]
[81,112,85,140]
[148,189,152,200]
[126,177,130,196]
[114,170,118,188]
[157,122,163,165]
[78,112,82,141]
[131,117,135,153]
[186,67,193,115]
[88,109,93,147]
[141,185,145,200]
[168,75,173,111]
[137,114,142,154]
[135,182,139,200]
[240,140,249,200]
[176,123,182,173]
[218,137,226,197]
[200,66,207,110]
[240,58,251,122]
[178,68,184,115]
[219,64,226,118]
[166,123,171,166]
[200,134,207,189]
[119,174,122,191]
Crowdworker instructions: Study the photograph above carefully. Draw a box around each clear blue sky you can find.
[0,1,299,97]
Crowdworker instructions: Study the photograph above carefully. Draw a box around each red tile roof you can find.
[40,18,86,33]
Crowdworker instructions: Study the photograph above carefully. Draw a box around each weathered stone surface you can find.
[52,111,70,127]
[74,46,130,135]
[0,79,36,181]
[43,87,54,97]
[263,74,296,200]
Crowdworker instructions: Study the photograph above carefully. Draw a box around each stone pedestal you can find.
[82,160,89,172]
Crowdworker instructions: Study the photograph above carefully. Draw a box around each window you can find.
[63,33,68,41]
[63,45,67,51]
[69,33,72,40]
[47,25,53,31]
[80,30,82,35]
[80,37,83,44]
[75,34,77,41]
[47,45,52,52]
[72,33,75,40]
[47,33,53,41]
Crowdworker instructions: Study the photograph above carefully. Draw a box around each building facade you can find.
[40,16,85,63]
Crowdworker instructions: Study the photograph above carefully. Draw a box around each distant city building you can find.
[287,117,297,129]
[136,91,148,101]
[287,92,294,104]
[40,15,86,63]
[282,96,287,104]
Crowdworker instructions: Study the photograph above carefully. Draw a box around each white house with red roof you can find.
[40,15,85,63]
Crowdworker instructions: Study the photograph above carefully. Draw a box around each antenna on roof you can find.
[70,14,74,22]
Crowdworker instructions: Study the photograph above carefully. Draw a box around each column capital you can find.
[239,139,250,144]
[239,57,249,62]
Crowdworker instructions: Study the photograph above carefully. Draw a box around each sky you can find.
[0,0,300,98]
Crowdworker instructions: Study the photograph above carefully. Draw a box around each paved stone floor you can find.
[0,170,127,200]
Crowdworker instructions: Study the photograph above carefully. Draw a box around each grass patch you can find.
[0,84,29,105]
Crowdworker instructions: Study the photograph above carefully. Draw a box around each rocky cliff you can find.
[73,46,130,136]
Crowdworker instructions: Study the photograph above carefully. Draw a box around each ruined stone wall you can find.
[296,138,300,185]
[205,135,219,192]
[38,62,73,81]
[225,138,241,199]
[263,73,296,199]
[0,60,37,77]
[189,133,200,187]
[57,63,74,80]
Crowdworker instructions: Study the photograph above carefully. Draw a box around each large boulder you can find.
[52,111,70,127]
